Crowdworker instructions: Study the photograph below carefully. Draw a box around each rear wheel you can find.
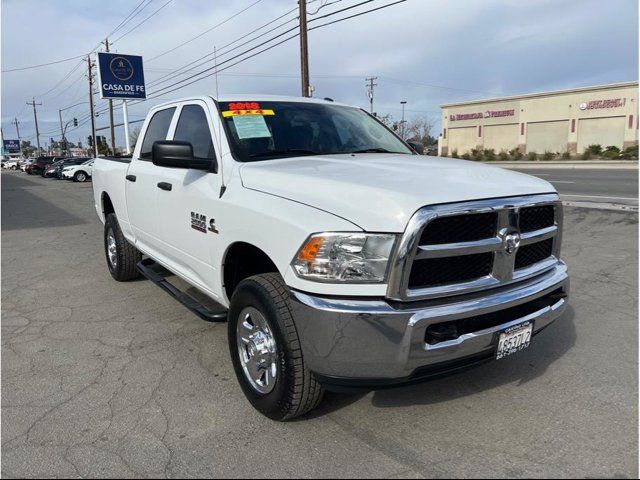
[228,273,324,421]
[104,213,141,281]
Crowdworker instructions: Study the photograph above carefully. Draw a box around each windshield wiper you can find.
[349,148,406,154]
[249,149,320,158]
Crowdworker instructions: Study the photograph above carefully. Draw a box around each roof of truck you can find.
[152,94,353,109]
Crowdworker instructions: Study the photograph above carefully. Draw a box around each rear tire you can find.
[228,273,324,421]
[104,213,141,281]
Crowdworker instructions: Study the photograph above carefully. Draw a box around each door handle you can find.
[125,174,136,182]
[157,182,172,191]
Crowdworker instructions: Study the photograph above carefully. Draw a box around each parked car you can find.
[44,157,91,178]
[19,158,34,171]
[2,159,21,170]
[92,95,569,420]
[61,159,94,182]
[25,156,62,175]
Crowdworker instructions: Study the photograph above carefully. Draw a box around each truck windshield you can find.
[218,101,413,162]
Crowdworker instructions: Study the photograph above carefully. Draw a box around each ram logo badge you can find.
[191,212,207,233]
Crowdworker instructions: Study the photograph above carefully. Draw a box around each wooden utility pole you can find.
[104,38,116,155]
[366,77,378,114]
[86,55,98,158]
[298,0,310,97]
[26,98,42,155]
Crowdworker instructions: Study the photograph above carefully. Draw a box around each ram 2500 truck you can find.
[92,95,569,420]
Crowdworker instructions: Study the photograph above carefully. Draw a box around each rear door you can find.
[125,106,177,254]
[154,100,222,294]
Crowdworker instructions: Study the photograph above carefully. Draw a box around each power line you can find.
[2,54,86,73]
[112,0,175,43]
[106,0,155,39]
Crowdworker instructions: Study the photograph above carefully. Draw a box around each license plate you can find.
[496,322,533,360]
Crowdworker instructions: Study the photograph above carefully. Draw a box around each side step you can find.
[136,258,227,322]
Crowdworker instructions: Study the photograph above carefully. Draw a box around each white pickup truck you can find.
[92,95,569,420]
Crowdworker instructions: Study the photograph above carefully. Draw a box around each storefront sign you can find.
[97,52,146,99]
[449,109,515,121]
[579,98,625,110]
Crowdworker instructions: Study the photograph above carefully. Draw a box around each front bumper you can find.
[289,261,569,389]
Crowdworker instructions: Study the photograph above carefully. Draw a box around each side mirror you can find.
[407,141,424,155]
[152,140,215,171]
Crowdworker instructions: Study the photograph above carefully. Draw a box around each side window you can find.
[173,105,216,160]
[139,107,176,159]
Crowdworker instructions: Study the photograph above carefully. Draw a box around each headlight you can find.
[292,233,396,283]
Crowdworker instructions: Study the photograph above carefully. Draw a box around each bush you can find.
[527,151,537,161]
[603,145,620,159]
[542,151,555,161]
[581,149,592,160]
[509,148,523,161]
[471,148,484,161]
[497,150,509,161]
[451,149,459,158]
[620,145,638,159]
[587,144,602,156]
[483,148,496,161]
[461,153,471,160]
[561,151,571,160]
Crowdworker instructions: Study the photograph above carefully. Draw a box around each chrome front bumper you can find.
[290,261,569,386]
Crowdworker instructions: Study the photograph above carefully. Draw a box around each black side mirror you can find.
[152,140,215,171]
[407,141,424,155]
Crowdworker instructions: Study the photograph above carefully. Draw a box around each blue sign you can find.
[97,52,146,100]
[3,139,20,153]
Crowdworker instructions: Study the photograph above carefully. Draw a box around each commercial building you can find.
[438,82,638,157]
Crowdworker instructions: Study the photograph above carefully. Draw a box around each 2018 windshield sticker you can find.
[222,109,275,117]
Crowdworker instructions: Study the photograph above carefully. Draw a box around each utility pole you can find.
[86,55,98,158]
[58,109,66,155]
[104,38,116,155]
[11,117,22,156]
[366,77,378,114]
[400,101,407,140]
[298,0,310,97]
[26,98,42,155]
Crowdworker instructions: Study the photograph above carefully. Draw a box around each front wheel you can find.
[104,213,141,281]
[228,273,324,421]
[74,171,87,182]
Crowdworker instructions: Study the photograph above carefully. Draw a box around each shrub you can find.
[451,149,459,158]
[509,148,523,161]
[587,144,602,156]
[542,151,555,161]
[461,153,471,160]
[581,149,592,160]
[483,148,496,161]
[620,145,639,159]
[497,150,509,161]
[527,151,537,161]
[471,148,484,161]
[561,151,571,160]
[603,145,620,159]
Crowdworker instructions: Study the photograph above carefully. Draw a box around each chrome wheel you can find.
[76,172,86,182]
[106,229,118,268]
[236,306,278,394]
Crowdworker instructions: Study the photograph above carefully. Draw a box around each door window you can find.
[173,104,216,161]
[139,107,176,159]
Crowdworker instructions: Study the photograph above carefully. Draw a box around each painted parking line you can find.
[560,194,638,202]
[549,180,575,184]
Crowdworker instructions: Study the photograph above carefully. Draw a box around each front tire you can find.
[74,171,87,182]
[104,213,141,281]
[228,273,324,421]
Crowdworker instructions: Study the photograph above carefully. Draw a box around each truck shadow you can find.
[311,306,576,416]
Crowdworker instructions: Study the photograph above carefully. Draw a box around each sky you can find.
[1,0,638,150]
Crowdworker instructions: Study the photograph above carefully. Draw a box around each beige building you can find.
[438,82,638,157]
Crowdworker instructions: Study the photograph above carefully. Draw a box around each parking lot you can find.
[1,169,637,478]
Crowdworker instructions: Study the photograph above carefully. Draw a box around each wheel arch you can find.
[222,241,280,302]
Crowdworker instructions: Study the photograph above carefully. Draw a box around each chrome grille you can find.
[386,194,563,301]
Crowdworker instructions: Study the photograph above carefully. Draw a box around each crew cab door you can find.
[125,106,176,253]
[153,101,223,298]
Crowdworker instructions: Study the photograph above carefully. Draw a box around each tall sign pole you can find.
[122,101,131,155]
[86,55,98,158]
[104,38,116,155]
[26,98,42,154]
[298,0,310,97]
[366,77,378,114]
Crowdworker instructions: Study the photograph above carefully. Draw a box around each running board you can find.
[136,258,227,322]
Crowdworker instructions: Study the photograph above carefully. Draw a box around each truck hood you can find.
[239,154,556,232]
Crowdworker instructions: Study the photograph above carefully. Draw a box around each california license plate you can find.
[496,322,533,360]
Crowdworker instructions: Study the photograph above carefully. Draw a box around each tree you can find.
[406,117,436,147]
[20,140,35,157]
[376,113,399,131]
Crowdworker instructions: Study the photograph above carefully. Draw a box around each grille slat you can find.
[408,253,493,289]
[519,205,555,233]
[515,238,554,269]
[419,212,497,245]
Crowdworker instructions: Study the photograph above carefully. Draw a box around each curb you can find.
[481,160,638,170]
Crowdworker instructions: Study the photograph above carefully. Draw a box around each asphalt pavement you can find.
[1,170,638,478]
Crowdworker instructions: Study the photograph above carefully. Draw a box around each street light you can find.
[400,101,407,140]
